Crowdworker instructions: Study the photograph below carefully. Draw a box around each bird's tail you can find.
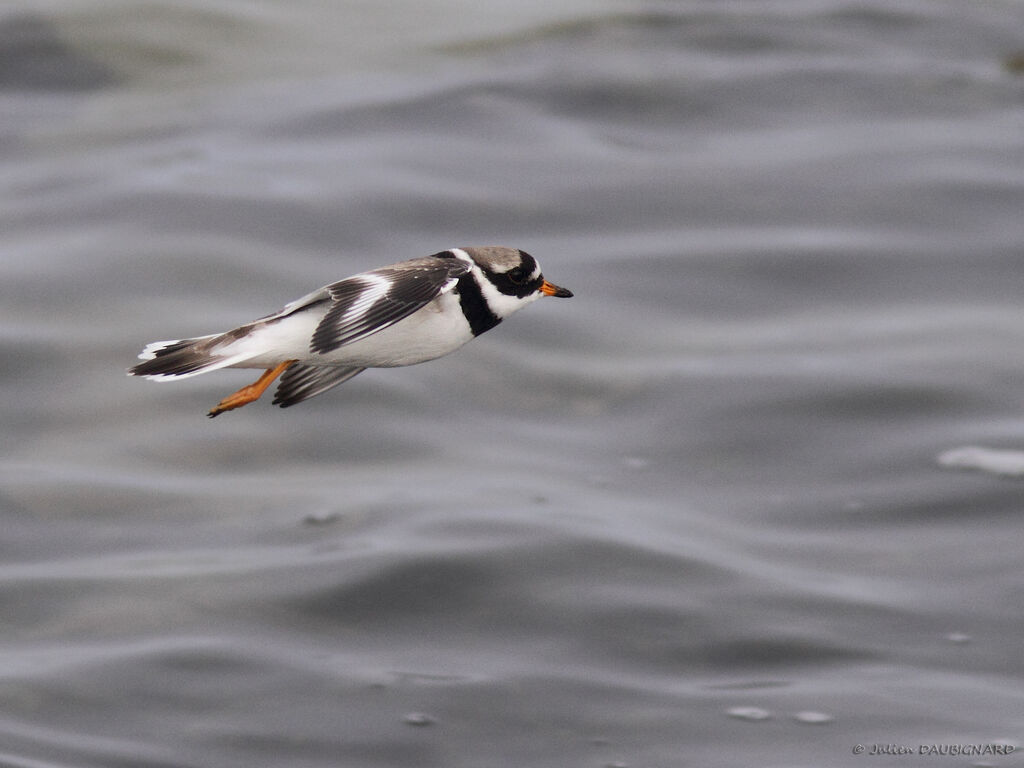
[128,334,256,380]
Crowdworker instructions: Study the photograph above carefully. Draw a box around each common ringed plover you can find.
[128,247,573,416]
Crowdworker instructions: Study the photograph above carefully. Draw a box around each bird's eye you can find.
[506,267,526,284]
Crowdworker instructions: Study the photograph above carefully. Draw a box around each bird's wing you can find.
[252,285,333,323]
[310,256,470,354]
[271,364,366,407]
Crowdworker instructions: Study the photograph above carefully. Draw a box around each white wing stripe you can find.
[341,274,391,320]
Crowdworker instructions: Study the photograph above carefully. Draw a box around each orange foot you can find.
[207,360,296,418]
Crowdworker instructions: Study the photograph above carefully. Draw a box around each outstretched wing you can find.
[310,255,470,354]
[272,364,366,408]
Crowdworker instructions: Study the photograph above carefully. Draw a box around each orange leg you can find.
[207,360,296,418]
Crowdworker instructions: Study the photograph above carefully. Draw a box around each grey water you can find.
[2,1,1023,766]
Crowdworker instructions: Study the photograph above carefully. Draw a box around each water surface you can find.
[2,1,1023,766]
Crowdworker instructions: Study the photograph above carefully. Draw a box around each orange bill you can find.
[540,280,573,298]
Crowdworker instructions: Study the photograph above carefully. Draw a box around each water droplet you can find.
[727,706,772,721]
[794,710,834,724]
[402,712,436,727]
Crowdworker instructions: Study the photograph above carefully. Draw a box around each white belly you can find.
[227,291,475,369]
